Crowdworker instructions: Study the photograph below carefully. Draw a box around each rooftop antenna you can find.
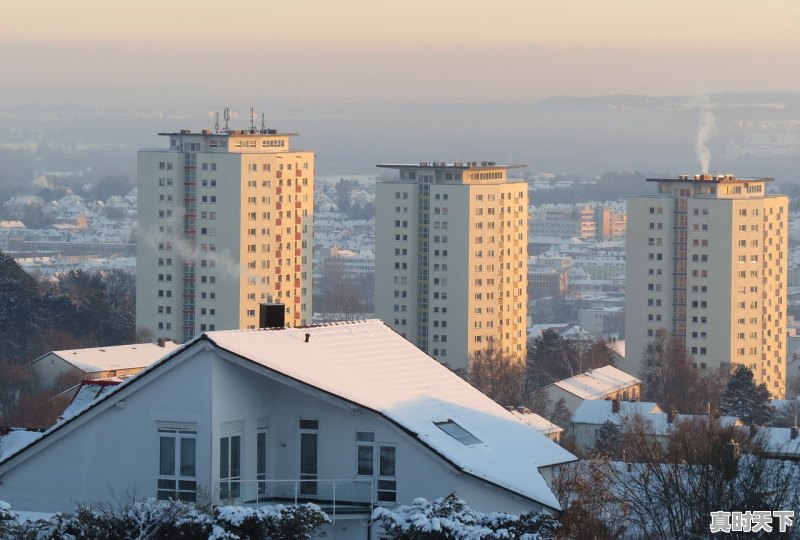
[214,112,220,133]
[223,107,231,132]
[249,107,256,132]
[261,113,266,131]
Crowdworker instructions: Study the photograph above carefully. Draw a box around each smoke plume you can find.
[695,110,717,174]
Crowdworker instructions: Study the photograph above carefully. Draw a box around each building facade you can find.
[137,126,314,342]
[625,174,788,397]
[375,162,528,371]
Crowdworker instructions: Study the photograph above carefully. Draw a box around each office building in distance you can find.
[375,161,528,371]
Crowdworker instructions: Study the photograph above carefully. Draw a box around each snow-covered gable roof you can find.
[0,430,43,462]
[206,320,575,510]
[511,410,564,435]
[552,365,640,400]
[36,341,180,373]
[753,426,800,457]
[572,400,663,425]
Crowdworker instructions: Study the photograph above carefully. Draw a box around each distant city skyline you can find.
[3,1,800,100]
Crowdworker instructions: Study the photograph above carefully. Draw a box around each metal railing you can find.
[214,478,375,522]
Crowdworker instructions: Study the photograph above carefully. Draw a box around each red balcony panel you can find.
[276,202,282,210]
[274,282,281,290]
[294,296,301,304]
[295,232,301,241]
[295,280,301,288]
[276,235,282,242]
[276,218,282,226]
[295,248,301,256]
[295,216,301,224]
[294,311,301,319]
[295,201,302,209]
[275,250,282,258]
[276,171,282,179]
[295,264,301,272]
[295,185,302,193]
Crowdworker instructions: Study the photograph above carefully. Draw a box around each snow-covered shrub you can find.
[46,498,212,539]
[212,503,329,540]
[0,498,329,539]
[372,493,559,540]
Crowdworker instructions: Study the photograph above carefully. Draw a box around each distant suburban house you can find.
[0,320,575,539]
[543,365,641,417]
[31,340,179,389]
[570,400,663,451]
[570,399,744,452]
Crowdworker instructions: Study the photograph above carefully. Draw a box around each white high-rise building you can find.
[137,123,314,342]
[625,174,788,398]
[375,161,528,372]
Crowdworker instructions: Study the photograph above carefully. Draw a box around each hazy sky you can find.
[3,1,800,100]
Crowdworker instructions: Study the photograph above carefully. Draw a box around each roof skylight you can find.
[434,420,483,446]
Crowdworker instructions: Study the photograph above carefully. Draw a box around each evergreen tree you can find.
[594,419,622,458]
[720,365,774,425]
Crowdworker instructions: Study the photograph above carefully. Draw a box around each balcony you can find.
[213,479,377,520]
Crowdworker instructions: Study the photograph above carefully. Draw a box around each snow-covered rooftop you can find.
[206,320,575,510]
[572,400,663,425]
[0,430,42,462]
[552,365,640,400]
[36,341,180,373]
[511,410,564,435]
[58,379,122,421]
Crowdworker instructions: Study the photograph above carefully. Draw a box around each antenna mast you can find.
[214,112,220,133]
[223,107,231,132]
[249,107,256,132]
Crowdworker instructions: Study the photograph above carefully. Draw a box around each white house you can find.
[31,340,179,389]
[543,365,641,418]
[0,320,575,539]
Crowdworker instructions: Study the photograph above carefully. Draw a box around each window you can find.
[219,434,242,500]
[356,431,374,476]
[157,423,197,501]
[378,446,397,502]
[299,419,318,496]
[434,420,482,446]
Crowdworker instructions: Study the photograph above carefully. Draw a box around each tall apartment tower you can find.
[137,124,314,342]
[375,161,528,372]
[625,174,788,398]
